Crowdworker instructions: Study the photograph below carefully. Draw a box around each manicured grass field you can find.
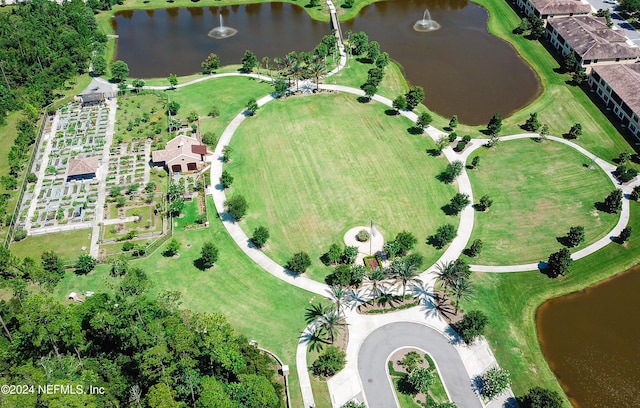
[333,58,409,100]
[228,93,457,281]
[55,197,315,407]
[10,229,92,263]
[168,76,273,140]
[463,202,640,400]
[466,139,618,265]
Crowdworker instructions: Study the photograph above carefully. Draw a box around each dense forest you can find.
[0,0,104,124]
[0,249,284,407]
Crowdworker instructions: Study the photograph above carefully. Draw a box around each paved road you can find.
[358,322,482,408]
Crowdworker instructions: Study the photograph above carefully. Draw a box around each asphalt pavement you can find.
[357,322,483,408]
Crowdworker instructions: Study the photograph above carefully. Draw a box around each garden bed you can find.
[357,294,419,315]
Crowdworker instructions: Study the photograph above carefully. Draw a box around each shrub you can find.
[326,264,354,287]
[220,170,233,188]
[199,242,219,269]
[122,241,135,251]
[209,105,220,117]
[462,134,471,142]
[440,161,464,183]
[448,193,470,215]
[356,229,370,242]
[566,123,582,139]
[408,367,435,394]
[26,173,38,183]
[324,243,343,264]
[631,185,640,201]
[311,346,346,377]
[75,253,96,275]
[476,195,493,211]
[481,367,511,400]
[429,224,456,249]
[163,238,181,257]
[448,132,458,143]
[454,310,488,344]
[454,140,467,152]
[401,351,424,373]
[465,239,483,257]
[251,226,270,249]
[470,155,480,169]
[195,213,207,224]
[286,252,311,274]
[13,228,27,242]
[383,240,400,259]
[342,246,358,264]
[202,132,217,146]
[395,231,417,254]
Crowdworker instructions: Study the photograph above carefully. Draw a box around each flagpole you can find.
[370,220,373,256]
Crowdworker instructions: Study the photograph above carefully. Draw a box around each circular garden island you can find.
[466,138,618,266]
[226,93,456,281]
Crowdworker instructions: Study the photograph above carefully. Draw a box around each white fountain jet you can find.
[208,13,238,39]
[413,8,441,32]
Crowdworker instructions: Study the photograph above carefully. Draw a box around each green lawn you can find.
[115,92,170,143]
[10,229,92,264]
[228,93,456,281]
[54,197,314,407]
[466,139,618,265]
[168,76,274,140]
[333,57,409,101]
[463,202,640,403]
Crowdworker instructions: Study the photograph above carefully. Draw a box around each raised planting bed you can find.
[363,255,383,272]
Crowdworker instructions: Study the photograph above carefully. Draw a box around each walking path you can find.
[25,113,59,232]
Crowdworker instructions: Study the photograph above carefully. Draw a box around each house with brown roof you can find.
[152,134,207,174]
[67,156,100,182]
[589,64,640,139]
[516,0,591,20]
[546,16,639,72]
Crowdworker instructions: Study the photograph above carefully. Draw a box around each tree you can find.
[325,243,343,265]
[405,86,425,110]
[620,0,640,12]
[614,165,638,182]
[449,276,474,313]
[392,95,407,112]
[523,112,541,131]
[383,240,400,259]
[241,50,258,73]
[603,189,623,214]
[167,100,180,116]
[169,198,185,216]
[286,252,311,274]
[454,309,488,343]
[631,185,640,201]
[220,170,233,188]
[245,98,258,116]
[564,226,585,248]
[366,267,387,300]
[416,112,433,132]
[273,78,288,96]
[441,160,464,183]
[41,250,65,280]
[395,231,417,254]
[342,246,358,264]
[110,255,129,277]
[251,226,270,248]
[361,82,377,100]
[147,383,179,408]
[434,135,448,155]
[470,155,480,169]
[449,114,458,128]
[92,55,107,76]
[487,113,503,136]
[375,52,390,69]
[111,60,129,82]
[429,224,456,249]
[482,367,511,400]
[514,17,531,35]
[201,53,220,74]
[567,123,582,139]
[164,238,181,257]
[408,367,435,394]
[225,195,248,220]
[199,242,219,269]
[350,32,369,55]
[572,68,588,85]
[519,387,563,408]
[618,226,632,243]
[448,193,470,215]
[117,81,129,95]
[74,253,96,275]
[539,123,549,141]
[476,194,493,211]
[168,73,178,89]
[563,51,577,73]
[311,346,346,377]
[547,248,572,277]
[465,239,483,257]
[209,105,220,117]
[197,377,235,408]
[530,16,545,39]
[222,145,233,162]
[366,41,380,62]
[326,285,349,315]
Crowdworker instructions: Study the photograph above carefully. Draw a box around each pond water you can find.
[537,265,640,407]
[113,0,540,125]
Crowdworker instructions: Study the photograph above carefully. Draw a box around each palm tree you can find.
[326,285,349,315]
[366,268,387,302]
[304,303,329,325]
[261,56,270,77]
[318,309,345,344]
[290,63,304,92]
[449,277,474,313]
[281,53,297,86]
[308,62,325,89]
[389,258,422,298]
[434,260,457,293]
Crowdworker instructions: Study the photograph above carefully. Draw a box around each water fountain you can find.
[208,14,238,39]
[413,8,440,32]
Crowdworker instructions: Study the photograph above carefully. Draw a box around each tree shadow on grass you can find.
[440,204,459,216]
[357,96,371,104]
[385,109,399,116]
[396,374,418,396]
[538,261,560,279]
[407,126,424,135]
[555,235,571,247]
[426,148,442,157]
[193,257,208,271]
